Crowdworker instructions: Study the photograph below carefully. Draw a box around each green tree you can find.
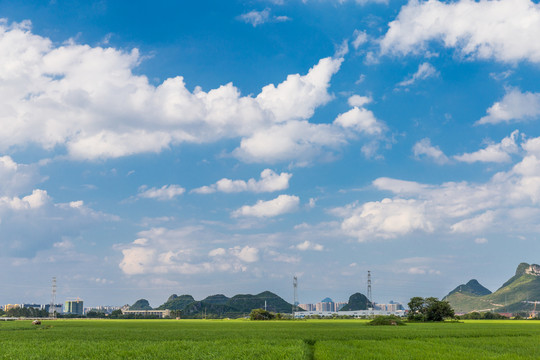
[249,308,275,320]
[407,297,454,322]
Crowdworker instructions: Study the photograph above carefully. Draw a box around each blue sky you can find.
[1,0,540,308]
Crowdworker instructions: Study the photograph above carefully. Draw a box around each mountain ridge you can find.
[445,262,540,313]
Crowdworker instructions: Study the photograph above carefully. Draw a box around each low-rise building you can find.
[121,309,171,318]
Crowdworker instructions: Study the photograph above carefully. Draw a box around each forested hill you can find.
[444,263,540,314]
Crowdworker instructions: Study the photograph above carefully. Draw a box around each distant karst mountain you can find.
[155,291,297,318]
[446,279,492,297]
[155,294,195,310]
[129,299,152,310]
[340,293,373,311]
[444,263,540,313]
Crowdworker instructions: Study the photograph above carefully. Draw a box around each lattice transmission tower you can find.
[367,271,372,309]
[293,275,298,317]
[50,277,57,318]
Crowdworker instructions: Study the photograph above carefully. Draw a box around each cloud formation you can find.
[138,185,186,201]
[380,0,540,63]
[413,138,449,164]
[336,134,540,240]
[454,130,520,163]
[118,227,262,275]
[238,9,290,27]
[397,63,438,87]
[232,194,300,218]
[0,21,381,164]
[192,169,292,194]
[478,88,540,125]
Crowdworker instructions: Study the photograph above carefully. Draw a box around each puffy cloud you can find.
[230,246,259,263]
[339,198,434,240]
[232,194,300,218]
[333,95,386,140]
[454,130,520,163]
[137,184,185,201]
[0,156,41,196]
[380,0,540,63]
[397,63,438,87]
[238,9,290,27]
[234,120,347,164]
[296,240,324,251]
[1,189,50,210]
[477,88,540,125]
[192,169,292,194]
[0,21,374,164]
[412,138,449,164]
[334,107,385,135]
[347,94,371,107]
[118,227,260,275]
[336,134,540,241]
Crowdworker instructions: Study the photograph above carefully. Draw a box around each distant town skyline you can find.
[1,0,540,307]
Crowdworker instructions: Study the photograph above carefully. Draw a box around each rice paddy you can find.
[1,319,539,359]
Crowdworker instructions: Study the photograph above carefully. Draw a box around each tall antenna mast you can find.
[293,275,298,318]
[50,277,57,318]
[367,271,372,309]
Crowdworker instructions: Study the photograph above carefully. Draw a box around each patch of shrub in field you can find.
[367,315,406,326]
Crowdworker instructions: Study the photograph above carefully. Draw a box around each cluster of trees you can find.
[408,297,455,322]
[1,307,50,318]
[249,309,290,320]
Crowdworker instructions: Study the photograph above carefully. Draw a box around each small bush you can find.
[367,315,406,326]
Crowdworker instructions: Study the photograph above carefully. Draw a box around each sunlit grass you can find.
[1,319,540,359]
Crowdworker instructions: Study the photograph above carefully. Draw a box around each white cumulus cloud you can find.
[192,169,292,194]
[296,240,324,251]
[380,0,540,63]
[232,194,300,218]
[0,21,375,165]
[477,88,540,125]
[336,134,540,241]
[454,130,520,163]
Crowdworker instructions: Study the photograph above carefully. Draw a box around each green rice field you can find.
[1,319,540,359]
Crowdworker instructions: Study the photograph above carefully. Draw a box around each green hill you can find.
[226,291,295,314]
[340,293,373,311]
[155,291,296,318]
[129,299,152,310]
[201,294,229,305]
[445,263,540,314]
[156,294,195,310]
[446,279,492,297]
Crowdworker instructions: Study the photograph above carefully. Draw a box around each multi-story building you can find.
[42,304,64,314]
[298,303,315,311]
[64,299,84,315]
[4,304,21,311]
[376,303,404,312]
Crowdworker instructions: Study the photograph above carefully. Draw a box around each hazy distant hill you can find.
[155,291,296,318]
[340,293,373,311]
[444,263,540,313]
[129,299,152,310]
